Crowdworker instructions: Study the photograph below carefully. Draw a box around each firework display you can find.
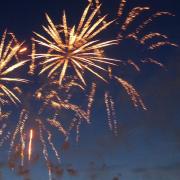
[0,31,28,105]
[33,4,118,85]
[0,0,178,179]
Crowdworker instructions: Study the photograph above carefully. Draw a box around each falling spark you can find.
[20,116,26,166]
[104,91,118,135]
[19,47,28,53]
[127,59,140,72]
[28,129,33,161]
[104,91,113,131]
[9,109,28,161]
[76,120,81,142]
[115,76,146,110]
[37,119,52,180]
[28,38,36,75]
[86,82,96,120]
[117,0,127,17]
[109,95,118,136]
[44,126,61,163]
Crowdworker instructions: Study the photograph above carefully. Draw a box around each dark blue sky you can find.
[0,0,180,179]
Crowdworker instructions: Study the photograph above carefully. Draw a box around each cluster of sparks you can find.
[0,0,178,179]
[34,4,118,85]
[0,31,28,105]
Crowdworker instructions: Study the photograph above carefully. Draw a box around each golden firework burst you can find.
[34,4,120,85]
[0,31,29,104]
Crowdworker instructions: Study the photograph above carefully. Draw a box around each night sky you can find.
[0,0,180,179]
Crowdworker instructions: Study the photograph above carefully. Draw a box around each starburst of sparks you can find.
[34,4,120,85]
[0,31,29,105]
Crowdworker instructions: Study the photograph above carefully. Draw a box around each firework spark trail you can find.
[109,95,118,136]
[76,120,81,142]
[104,91,113,131]
[135,12,174,35]
[86,82,96,120]
[140,32,168,44]
[149,41,178,50]
[66,117,78,138]
[65,115,85,142]
[104,91,118,134]
[37,90,55,115]
[64,78,83,93]
[7,32,20,62]
[48,93,89,141]
[28,129,33,161]
[0,123,10,147]
[8,32,18,44]
[0,131,10,147]
[141,58,165,68]
[125,12,176,52]
[9,109,28,161]
[34,4,119,85]
[63,77,85,102]
[28,38,36,75]
[34,77,89,144]
[88,0,107,25]
[114,3,178,77]
[117,6,150,39]
[115,76,146,110]
[35,88,62,115]
[0,96,9,108]
[41,122,61,163]
[0,111,11,147]
[47,119,67,137]
[120,7,150,32]
[65,80,84,92]
[117,0,127,18]
[0,123,6,134]
[127,59,140,72]
[20,112,27,166]
[37,119,52,180]
[19,110,28,166]
[51,99,89,122]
